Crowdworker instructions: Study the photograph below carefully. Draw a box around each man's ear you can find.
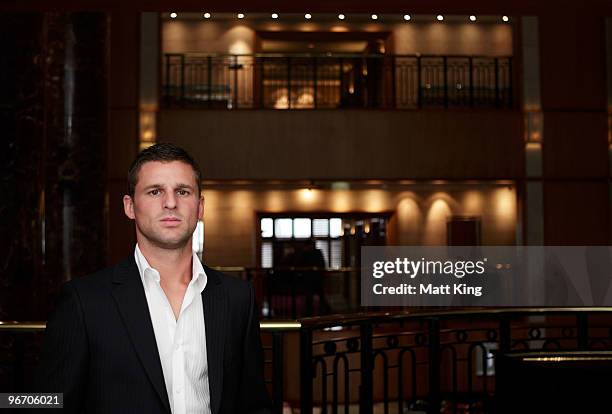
[123,195,135,220]
[198,194,204,220]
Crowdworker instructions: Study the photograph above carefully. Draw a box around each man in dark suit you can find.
[37,143,272,414]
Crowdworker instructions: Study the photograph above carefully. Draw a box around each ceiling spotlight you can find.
[305,13,312,19]
[371,14,378,20]
[338,14,345,20]
[237,13,245,19]
[436,15,444,21]
[170,12,177,19]
[469,15,476,21]
[502,15,509,22]
[203,12,211,19]
[271,13,278,19]
[403,14,411,21]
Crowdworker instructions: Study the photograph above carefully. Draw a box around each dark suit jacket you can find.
[36,256,272,414]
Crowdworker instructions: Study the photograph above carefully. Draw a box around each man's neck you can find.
[138,240,193,285]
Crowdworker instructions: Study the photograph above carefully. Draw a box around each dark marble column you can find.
[0,13,46,322]
[0,12,109,322]
[41,12,109,316]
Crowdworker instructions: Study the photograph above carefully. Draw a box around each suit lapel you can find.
[202,267,228,414]
[111,257,171,413]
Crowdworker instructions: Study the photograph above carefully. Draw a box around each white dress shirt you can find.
[134,245,212,414]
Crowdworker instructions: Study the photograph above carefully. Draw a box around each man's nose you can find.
[163,192,177,209]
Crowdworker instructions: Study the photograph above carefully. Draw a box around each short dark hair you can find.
[127,143,202,197]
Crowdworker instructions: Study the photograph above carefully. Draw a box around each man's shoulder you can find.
[202,266,255,320]
[203,265,252,297]
[67,256,135,293]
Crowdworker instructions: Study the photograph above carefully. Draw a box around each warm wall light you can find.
[203,12,211,18]
[338,14,345,20]
[305,13,312,19]
[403,14,411,21]
[397,196,420,245]
[425,197,451,246]
[493,187,516,222]
[371,14,378,20]
[331,190,351,212]
[271,13,278,19]
[463,191,484,215]
[502,15,509,22]
[228,191,254,218]
[469,15,476,21]
[237,13,245,19]
[436,15,444,21]
[524,110,543,143]
[264,191,286,212]
[170,12,177,18]
[298,188,316,203]
[228,39,252,55]
[363,190,388,212]
[139,109,157,149]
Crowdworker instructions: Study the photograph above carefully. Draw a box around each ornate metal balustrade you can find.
[162,53,513,110]
[298,308,612,414]
[3,308,612,414]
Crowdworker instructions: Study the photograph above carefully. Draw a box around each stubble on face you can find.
[131,161,202,251]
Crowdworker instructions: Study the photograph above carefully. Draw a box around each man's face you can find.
[123,160,203,250]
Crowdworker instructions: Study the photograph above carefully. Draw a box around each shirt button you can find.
[176,388,182,394]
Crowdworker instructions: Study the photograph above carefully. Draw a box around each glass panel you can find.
[261,218,273,238]
[330,218,343,238]
[330,240,343,269]
[313,219,329,237]
[261,241,273,268]
[315,240,329,268]
[293,218,312,238]
[275,218,293,238]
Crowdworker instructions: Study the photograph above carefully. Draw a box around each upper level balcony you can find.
[155,13,522,182]
[160,13,516,112]
[162,52,513,110]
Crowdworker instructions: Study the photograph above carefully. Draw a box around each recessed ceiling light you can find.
[371,14,378,20]
[469,15,476,21]
[203,12,211,19]
[170,12,177,19]
[436,15,444,21]
[502,15,509,22]
[403,14,411,21]
[338,14,345,20]
[271,13,278,19]
[305,13,312,19]
[237,13,245,19]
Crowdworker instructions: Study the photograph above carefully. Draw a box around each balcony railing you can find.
[3,308,612,414]
[162,53,513,110]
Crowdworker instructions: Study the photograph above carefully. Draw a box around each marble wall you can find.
[0,13,108,321]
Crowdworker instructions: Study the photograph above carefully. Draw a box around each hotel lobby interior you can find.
[1,0,612,412]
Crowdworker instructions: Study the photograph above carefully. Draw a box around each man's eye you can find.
[177,189,189,196]
[149,189,161,196]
